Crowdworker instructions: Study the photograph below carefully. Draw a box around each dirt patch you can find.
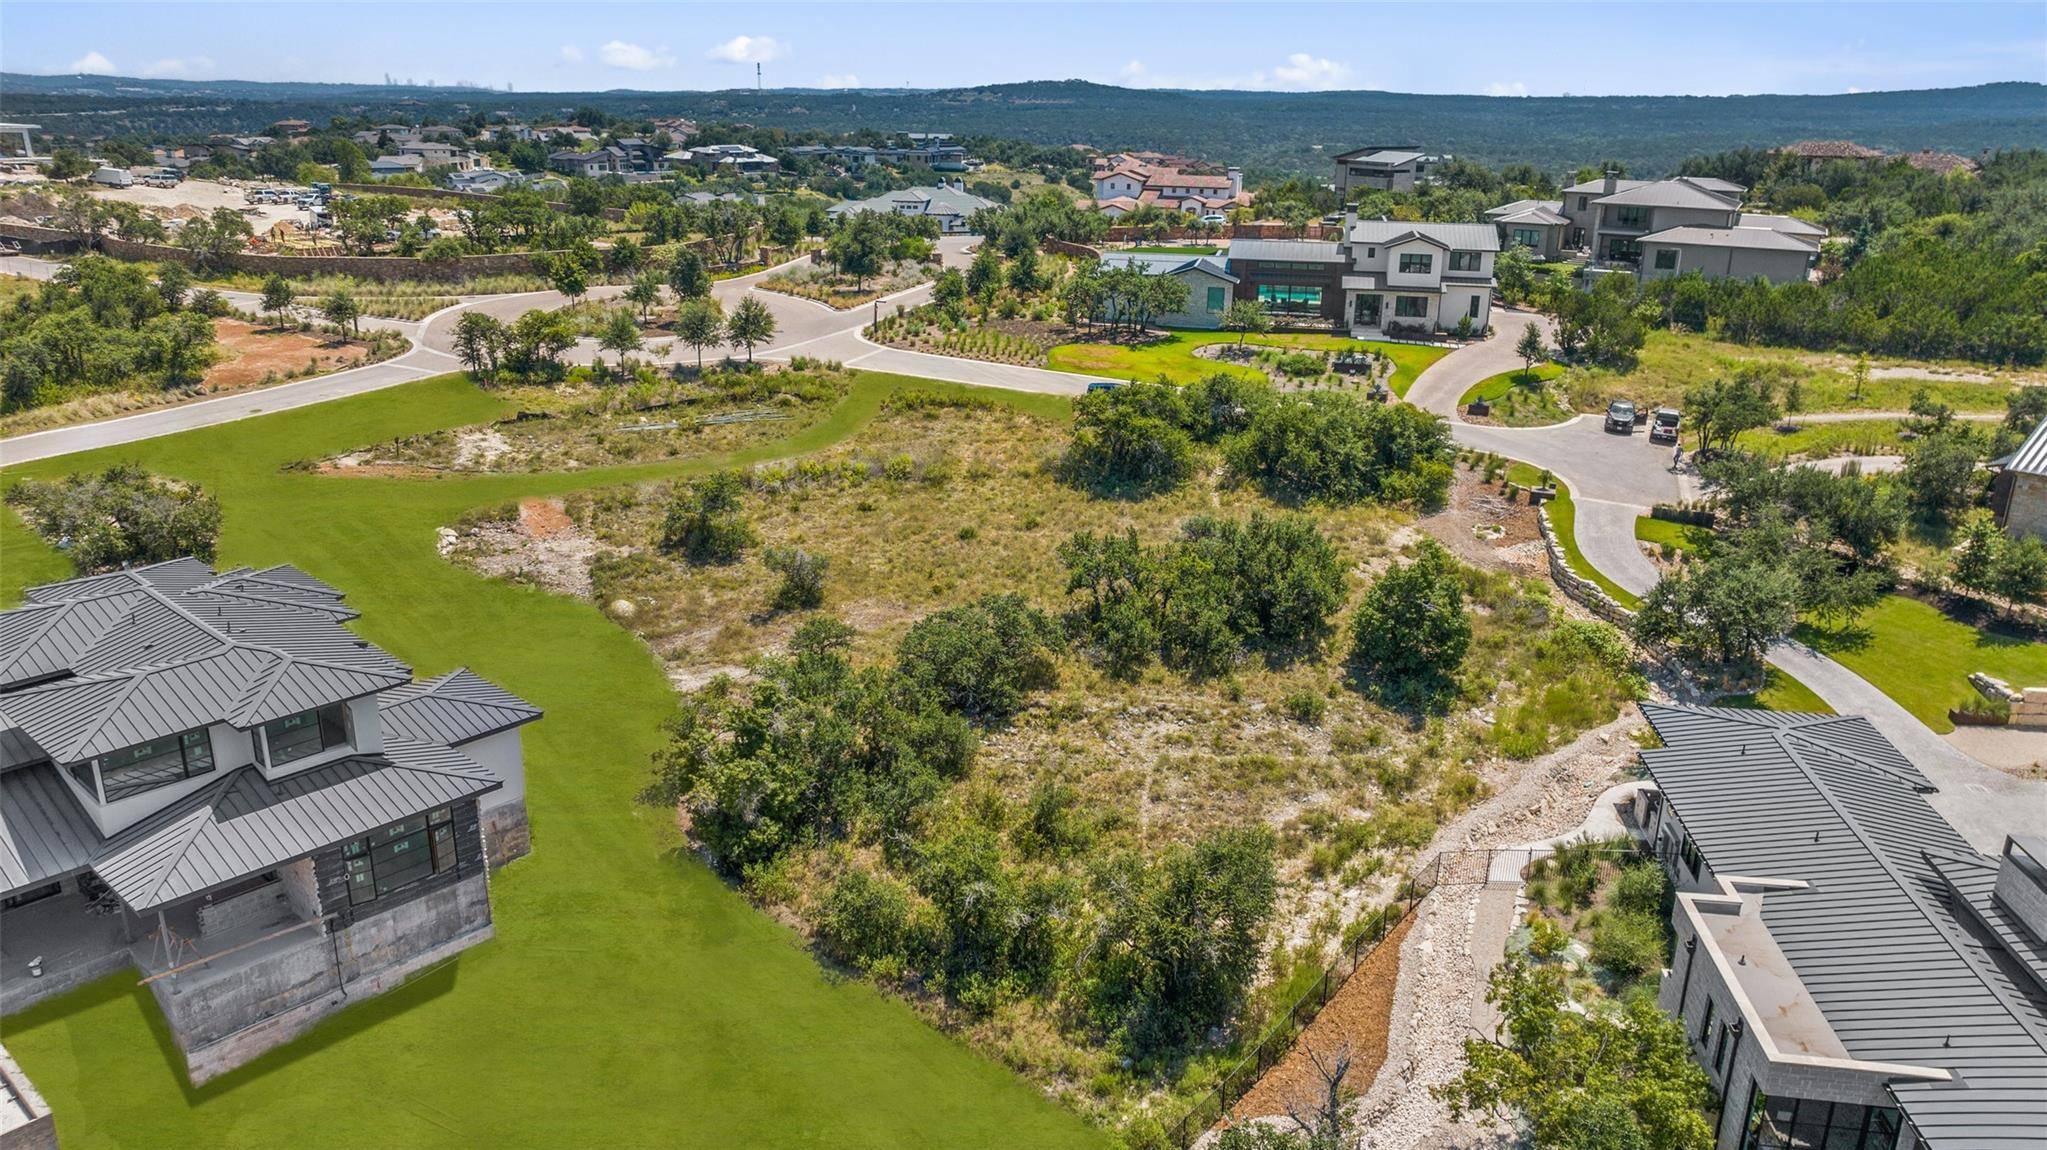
[438,498,620,599]
[1233,912,1416,1122]
[204,319,367,390]
[1420,465,1543,572]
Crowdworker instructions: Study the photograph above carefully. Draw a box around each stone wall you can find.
[0,1042,57,1150]
[1537,506,1637,624]
[329,182,626,222]
[1040,236,1101,261]
[0,221,81,254]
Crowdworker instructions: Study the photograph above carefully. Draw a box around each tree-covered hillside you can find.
[3,76,2041,178]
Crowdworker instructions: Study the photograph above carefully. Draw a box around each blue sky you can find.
[2,2,2042,96]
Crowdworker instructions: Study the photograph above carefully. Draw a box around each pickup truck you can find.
[1649,408,1681,443]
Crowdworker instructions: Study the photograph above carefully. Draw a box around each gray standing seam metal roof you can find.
[91,735,500,910]
[1640,704,2047,1150]
[1225,238,1345,263]
[1736,211,1827,239]
[1098,251,1238,283]
[1345,219,1501,252]
[1996,419,2047,478]
[1639,225,1818,254]
[1593,178,1743,211]
[379,668,543,747]
[0,762,104,891]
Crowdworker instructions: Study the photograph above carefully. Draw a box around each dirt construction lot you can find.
[204,319,368,389]
[91,177,313,233]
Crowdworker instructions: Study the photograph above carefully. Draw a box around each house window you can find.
[1449,251,1482,272]
[1653,249,1679,271]
[1511,228,1543,248]
[1742,1094,1902,1150]
[1255,284,1322,313]
[1366,248,1376,258]
[263,702,351,767]
[95,728,216,802]
[1606,236,1643,262]
[1398,253,1433,274]
[1697,997,1716,1044]
[1467,295,1481,319]
[1614,206,1650,228]
[1576,196,1588,210]
[1206,286,1226,311]
[1393,296,1429,318]
[342,807,458,907]
[1712,1022,1732,1072]
[1680,833,1704,878]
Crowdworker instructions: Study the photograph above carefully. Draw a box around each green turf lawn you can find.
[1458,364,1571,425]
[1046,331,1450,398]
[1457,363,1564,407]
[1718,668,1835,714]
[1505,462,1643,610]
[1633,516,1712,553]
[1795,594,2047,733]
[0,372,1104,1150]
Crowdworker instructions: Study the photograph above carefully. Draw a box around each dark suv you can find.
[1604,399,1637,433]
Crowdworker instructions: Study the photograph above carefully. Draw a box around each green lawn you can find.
[1458,363,1571,425]
[1046,331,1450,398]
[1506,462,1643,610]
[1734,418,1906,462]
[1633,515,1712,553]
[0,373,1104,1150]
[1796,594,2047,733]
[1718,668,1835,714]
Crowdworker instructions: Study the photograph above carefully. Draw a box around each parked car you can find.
[1649,407,1681,443]
[1085,380,1121,394]
[1604,399,1637,433]
[1199,213,1227,225]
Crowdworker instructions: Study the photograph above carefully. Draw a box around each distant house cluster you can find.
[1776,139,1982,177]
[1090,151,1248,219]
[353,123,489,179]
[0,559,541,1086]
[827,180,999,234]
[662,142,779,177]
[546,137,671,180]
[1488,172,1827,284]
[788,132,975,173]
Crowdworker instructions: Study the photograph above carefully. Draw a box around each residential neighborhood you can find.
[0,6,2042,1150]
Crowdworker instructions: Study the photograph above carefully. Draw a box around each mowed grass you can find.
[1718,668,1835,714]
[0,373,1106,1150]
[1633,515,1711,553]
[1559,329,2028,415]
[1796,595,2047,733]
[1459,363,1571,426]
[1046,331,1449,397]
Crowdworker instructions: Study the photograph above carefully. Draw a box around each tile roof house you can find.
[1903,150,1982,177]
[0,558,540,1086]
[1090,154,1246,216]
[1634,704,2047,1150]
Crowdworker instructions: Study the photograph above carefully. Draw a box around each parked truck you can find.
[89,166,134,188]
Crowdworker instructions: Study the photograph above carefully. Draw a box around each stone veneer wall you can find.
[1537,506,1637,624]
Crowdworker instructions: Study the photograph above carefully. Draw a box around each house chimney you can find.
[1227,166,1242,199]
[1603,170,1618,195]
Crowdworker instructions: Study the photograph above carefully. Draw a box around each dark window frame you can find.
[94,727,216,802]
[1654,248,1680,270]
[1449,251,1482,272]
[1397,252,1434,274]
[341,806,458,908]
[1394,295,1430,318]
[263,701,352,768]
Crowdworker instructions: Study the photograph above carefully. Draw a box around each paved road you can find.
[3,238,1100,467]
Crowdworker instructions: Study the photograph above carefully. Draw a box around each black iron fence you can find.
[1163,856,1443,1149]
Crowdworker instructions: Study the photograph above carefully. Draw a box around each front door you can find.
[1353,293,1382,326]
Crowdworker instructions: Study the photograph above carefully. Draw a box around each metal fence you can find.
[1164,857,1443,1149]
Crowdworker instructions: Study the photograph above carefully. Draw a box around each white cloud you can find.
[599,40,675,71]
[1250,53,1352,91]
[1119,59,1146,81]
[707,35,788,64]
[1485,80,1529,97]
[559,44,586,64]
[136,56,213,79]
[818,73,860,89]
[70,51,116,74]
[1846,85,1864,94]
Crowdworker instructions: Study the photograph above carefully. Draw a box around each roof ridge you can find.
[376,733,497,780]
[1783,716,1932,791]
[1771,730,2047,1053]
[118,768,241,908]
[63,663,160,761]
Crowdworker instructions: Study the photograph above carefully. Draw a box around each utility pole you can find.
[756,63,762,91]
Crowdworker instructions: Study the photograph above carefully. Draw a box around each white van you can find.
[90,166,134,187]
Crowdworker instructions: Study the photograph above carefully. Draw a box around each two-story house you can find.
[1090,154,1246,216]
[1222,217,1498,336]
[548,148,618,178]
[1630,704,2047,1150]
[1550,173,1824,284]
[1332,145,1438,198]
[0,558,540,1086]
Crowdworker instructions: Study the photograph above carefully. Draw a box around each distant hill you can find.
[4,75,2040,177]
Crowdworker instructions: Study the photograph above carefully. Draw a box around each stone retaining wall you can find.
[0,221,81,253]
[98,235,568,281]
[1971,672,2047,727]
[330,182,626,222]
[1041,236,1101,261]
[1537,505,1637,624]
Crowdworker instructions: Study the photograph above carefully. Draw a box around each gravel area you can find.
[1234,913,1416,1122]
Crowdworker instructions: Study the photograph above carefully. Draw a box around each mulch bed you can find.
[1231,912,1416,1121]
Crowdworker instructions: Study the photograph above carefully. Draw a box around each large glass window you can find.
[342,807,457,907]
[1654,249,1680,271]
[1614,206,1650,228]
[264,702,350,767]
[1743,1093,1901,1150]
[1394,296,1430,318]
[1511,228,1543,248]
[1398,252,1433,274]
[1255,284,1322,314]
[96,729,215,801]
[1449,251,1483,272]
[1205,286,1226,311]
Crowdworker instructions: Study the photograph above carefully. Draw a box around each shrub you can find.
[763,546,828,611]
[4,464,221,573]
[1062,380,1196,494]
[657,471,755,563]
[1350,540,1470,710]
[895,594,1064,721]
[817,865,918,972]
[1610,863,1671,919]
[1590,909,1668,979]
[1281,689,1328,725]
[1226,392,1454,507]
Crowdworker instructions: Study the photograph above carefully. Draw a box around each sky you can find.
[1,1,2043,97]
